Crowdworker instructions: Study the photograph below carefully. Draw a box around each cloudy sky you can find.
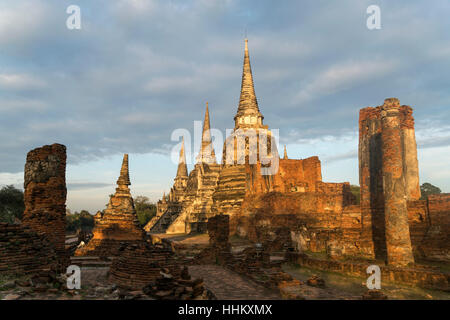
[1,0,449,213]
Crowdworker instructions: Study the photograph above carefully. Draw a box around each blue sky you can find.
[1,0,449,212]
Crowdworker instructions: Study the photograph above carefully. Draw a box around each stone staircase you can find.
[166,164,221,234]
[147,205,182,234]
[212,165,247,215]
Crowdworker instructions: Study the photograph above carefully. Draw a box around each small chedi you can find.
[75,154,145,257]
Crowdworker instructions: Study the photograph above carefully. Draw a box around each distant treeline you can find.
[0,185,157,229]
[350,182,442,205]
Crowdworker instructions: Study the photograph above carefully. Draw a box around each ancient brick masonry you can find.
[22,143,68,268]
[0,223,58,275]
[194,215,233,264]
[359,106,386,258]
[381,99,415,266]
[420,194,450,261]
[109,241,181,290]
[75,154,145,257]
[359,98,420,264]
[194,214,299,295]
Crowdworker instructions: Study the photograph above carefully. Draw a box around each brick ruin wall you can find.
[235,180,360,257]
[232,138,449,264]
[0,223,58,275]
[419,194,450,261]
[245,156,322,194]
[109,241,181,290]
[21,143,68,268]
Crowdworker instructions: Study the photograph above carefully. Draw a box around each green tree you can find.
[350,185,361,205]
[79,210,95,230]
[134,196,157,227]
[0,185,25,223]
[66,209,94,232]
[420,183,442,200]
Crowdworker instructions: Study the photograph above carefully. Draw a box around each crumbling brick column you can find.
[380,99,414,266]
[22,144,67,267]
[358,107,385,259]
[193,214,232,265]
[399,106,421,200]
[207,214,230,249]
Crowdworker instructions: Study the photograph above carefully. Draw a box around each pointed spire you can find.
[197,102,217,164]
[116,154,131,186]
[176,137,188,177]
[234,38,263,128]
[283,145,288,160]
[161,192,166,204]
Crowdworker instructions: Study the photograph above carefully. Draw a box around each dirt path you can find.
[188,265,281,300]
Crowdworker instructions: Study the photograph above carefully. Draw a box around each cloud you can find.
[293,59,401,105]
[0,0,449,177]
[323,150,358,163]
[0,73,46,90]
[416,124,450,149]
[67,182,111,190]
[0,98,47,112]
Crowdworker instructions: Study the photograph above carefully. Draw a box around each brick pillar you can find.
[22,144,67,268]
[400,106,421,200]
[380,99,414,266]
[358,107,386,259]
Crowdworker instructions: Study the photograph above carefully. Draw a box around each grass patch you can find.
[283,263,450,300]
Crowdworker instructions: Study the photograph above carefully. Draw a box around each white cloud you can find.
[0,172,23,188]
[0,98,47,112]
[0,1,50,46]
[294,59,401,104]
[0,73,46,90]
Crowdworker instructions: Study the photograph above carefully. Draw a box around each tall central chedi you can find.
[75,154,145,257]
[223,38,275,166]
[234,39,265,130]
[151,38,280,233]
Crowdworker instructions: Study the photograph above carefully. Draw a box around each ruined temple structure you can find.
[22,143,68,269]
[75,154,145,257]
[359,98,450,265]
[145,102,222,234]
[146,39,358,248]
[148,39,450,268]
[145,39,281,234]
